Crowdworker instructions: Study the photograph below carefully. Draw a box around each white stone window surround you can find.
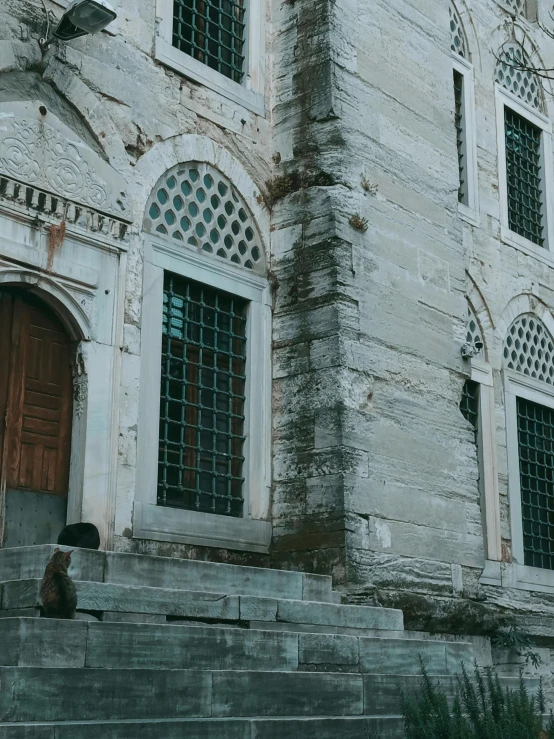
[135,234,272,553]
[470,359,502,562]
[453,53,479,226]
[495,368,554,592]
[481,367,554,593]
[504,369,554,563]
[495,85,554,257]
[154,0,265,116]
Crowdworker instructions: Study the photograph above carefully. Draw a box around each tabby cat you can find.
[40,549,78,619]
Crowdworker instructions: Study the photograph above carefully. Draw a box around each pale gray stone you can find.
[105,553,303,600]
[212,671,364,717]
[299,633,359,666]
[85,622,299,671]
[0,667,213,721]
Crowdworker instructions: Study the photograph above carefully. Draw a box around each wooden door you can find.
[0,291,73,498]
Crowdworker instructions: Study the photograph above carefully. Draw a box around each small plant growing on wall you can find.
[401,660,554,739]
[492,624,542,669]
[349,214,368,232]
[361,176,378,195]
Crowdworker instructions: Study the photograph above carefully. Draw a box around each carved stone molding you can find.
[0,174,129,243]
[0,102,131,220]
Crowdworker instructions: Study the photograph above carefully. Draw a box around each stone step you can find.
[363,673,541,715]
[0,716,403,739]
[0,618,473,674]
[2,665,536,724]
[0,545,338,603]
[0,668,365,722]
[0,580,404,632]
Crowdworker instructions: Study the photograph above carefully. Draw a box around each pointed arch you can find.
[450,2,468,59]
[133,134,269,265]
[465,275,494,362]
[450,0,481,68]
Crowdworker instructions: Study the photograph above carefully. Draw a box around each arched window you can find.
[505,0,524,13]
[503,314,554,571]
[494,44,551,249]
[494,44,542,112]
[449,3,467,58]
[137,159,271,552]
[465,307,484,359]
[450,3,478,216]
[503,314,554,383]
[144,162,266,275]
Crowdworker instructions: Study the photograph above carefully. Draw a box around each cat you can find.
[57,522,100,550]
[40,548,78,619]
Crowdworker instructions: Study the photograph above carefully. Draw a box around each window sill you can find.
[458,203,479,228]
[133,502,272,553]
[154,37,265,117]
[500,226,553,266]
[480,559,554,593]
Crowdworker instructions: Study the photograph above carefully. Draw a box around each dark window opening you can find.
[505,107,544,246]
[517,396,554,570]
[172,0,246,83]
[158,272,248,517]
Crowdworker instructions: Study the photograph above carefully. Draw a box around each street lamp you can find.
[40,0,117,49]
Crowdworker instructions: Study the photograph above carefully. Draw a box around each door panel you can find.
[0,292,73,498]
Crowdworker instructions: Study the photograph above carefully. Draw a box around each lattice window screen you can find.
[494,44,543,111]
[503,0,526,16]
[503,314,554,384]
[449,4,467,58]
[466,308,484,359]
[145,162,266,275]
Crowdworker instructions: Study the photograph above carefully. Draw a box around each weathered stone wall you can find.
[0,0,273,562]
[6,0,554,688]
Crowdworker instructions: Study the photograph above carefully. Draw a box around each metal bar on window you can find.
[517,396,554,569]
[172,0,246,83]
[158,272,247,517]
[505,107,544,247]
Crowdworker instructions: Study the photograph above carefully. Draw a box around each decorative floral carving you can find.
[0,117,129,217]
[72,350,88,418]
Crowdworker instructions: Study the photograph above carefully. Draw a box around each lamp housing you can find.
[53,0,117,41]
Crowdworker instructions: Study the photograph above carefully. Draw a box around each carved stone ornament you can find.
[0,101,130,220]
[71,350,88,419]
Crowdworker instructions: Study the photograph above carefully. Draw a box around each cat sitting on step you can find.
[57,522,100,550]
[41,549,78,619]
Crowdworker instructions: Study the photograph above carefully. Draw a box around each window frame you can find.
[135,234,272,553]
[505,369,554,573]
[155,0,265,115]
[495,85,554,256]
[453,53,479,225]
[468,360,502,563]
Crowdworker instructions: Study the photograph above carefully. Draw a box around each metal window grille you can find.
[158,273,248,517]
[460,379,479,433]
[172,0,246,83]
[454,70,466,204]
[505,108,544,246]
[517,397,554,570]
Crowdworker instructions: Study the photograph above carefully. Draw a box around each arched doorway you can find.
[0,289,73,547]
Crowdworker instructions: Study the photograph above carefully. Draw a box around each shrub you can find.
[401,660,554,739]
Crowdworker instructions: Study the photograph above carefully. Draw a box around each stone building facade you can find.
[3,0,554,674]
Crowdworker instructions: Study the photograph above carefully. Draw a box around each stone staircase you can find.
[0,546,535,738]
